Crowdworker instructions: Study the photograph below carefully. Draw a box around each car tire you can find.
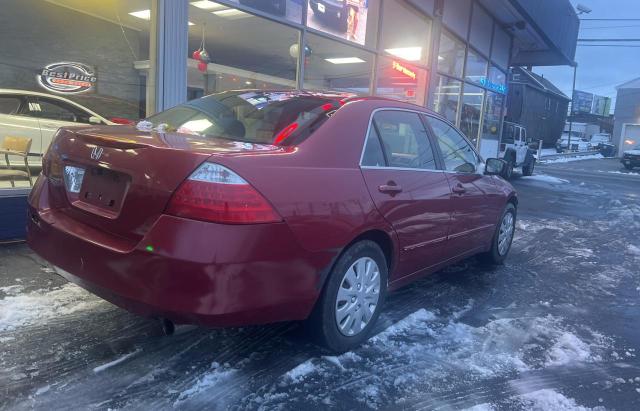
[522,159,535,176]
[479,203,516,265]
[306,240,388,352]
[503,160,514,179]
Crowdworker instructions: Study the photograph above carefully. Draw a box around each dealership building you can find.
[0,0,578,239]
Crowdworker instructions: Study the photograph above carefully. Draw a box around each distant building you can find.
[613,78,640,156]
[506,67,570,147]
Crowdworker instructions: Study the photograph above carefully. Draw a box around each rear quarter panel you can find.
[209,101,397,267]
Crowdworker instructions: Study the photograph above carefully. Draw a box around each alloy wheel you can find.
[497,212,515,256]
[335,257,381,336]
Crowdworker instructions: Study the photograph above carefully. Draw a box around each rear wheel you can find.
[522,159,535,176]
[479,203,516,265]
[306,240,388,352]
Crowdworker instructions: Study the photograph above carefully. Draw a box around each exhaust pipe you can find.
[160,318,175,336]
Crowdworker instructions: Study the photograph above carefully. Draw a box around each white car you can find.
[0,89,114,166]
[555,133,592,153]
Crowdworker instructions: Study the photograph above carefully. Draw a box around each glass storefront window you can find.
[491,26,511,69]
[304,33,373,94]
[190,0,304,24]
[479,91,504,159]
[0,0,152,190]
[464,49,487,86]
[375,58,428,105]
[459,84,484,145]
[489,66,506,88]
[307,0,380,47]
[187,2,300,95]
[380,0,431,66]
[437,31,465,79]
[433,75,461,124]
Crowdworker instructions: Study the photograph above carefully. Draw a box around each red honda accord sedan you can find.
[27,90,517,352]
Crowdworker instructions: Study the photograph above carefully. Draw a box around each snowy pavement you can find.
[2,158,640,410]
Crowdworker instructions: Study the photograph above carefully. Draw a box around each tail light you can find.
[166,162,281,224]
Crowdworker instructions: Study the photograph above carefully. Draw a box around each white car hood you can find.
[624,149,640,155]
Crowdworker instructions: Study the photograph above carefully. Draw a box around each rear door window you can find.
[361,126,387,167]
[369,110,437,170]
[27,98,93,123]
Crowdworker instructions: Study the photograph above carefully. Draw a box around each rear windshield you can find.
[145,91,342,145]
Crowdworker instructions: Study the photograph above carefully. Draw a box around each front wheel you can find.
[479,203,516,265]
[503,160,514,179]
[306,240,388,352]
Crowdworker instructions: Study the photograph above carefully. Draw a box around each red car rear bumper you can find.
[27,179,334,327]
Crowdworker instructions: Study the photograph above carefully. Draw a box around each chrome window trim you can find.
[358,107,441,172]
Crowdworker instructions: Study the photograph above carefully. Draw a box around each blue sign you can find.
[479,77,507,94]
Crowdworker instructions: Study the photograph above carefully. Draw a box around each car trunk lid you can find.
[44,126,279,243]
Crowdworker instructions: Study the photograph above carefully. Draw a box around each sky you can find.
[533,0,640,113]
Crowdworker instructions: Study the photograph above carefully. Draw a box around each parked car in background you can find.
[621,145,640,170]
[499,121,536,178]
[590,133,611,148]
[0,89,114,166]
[309,0,359,32]
[556,133,592,153]
[27,90,517,352]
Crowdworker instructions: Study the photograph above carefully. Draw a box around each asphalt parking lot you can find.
[1,158,639,410]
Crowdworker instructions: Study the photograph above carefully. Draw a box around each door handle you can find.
[452,184,466,194]
[378,182,402,195]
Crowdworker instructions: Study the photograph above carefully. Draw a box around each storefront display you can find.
[0,0,152,191]
[307,0,379,46]
[0,0,513,196]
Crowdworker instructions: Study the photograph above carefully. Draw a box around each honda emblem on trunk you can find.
[90,146,104,160]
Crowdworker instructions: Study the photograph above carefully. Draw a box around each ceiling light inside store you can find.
[130,9,195,25]
[213,8,251,19]
[129,9,151,20]
[325,57,366,64]
[191,1,226,10]
[384,47,422,61]
[438,55,444,61]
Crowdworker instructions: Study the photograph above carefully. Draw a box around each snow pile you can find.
[285,360,317,382]
[0,285,25,296]
[540,154,603,164]
[0,283,103,332]
[516,389,604,411]
[369,308,437,342]
[545,332,598,366]
[175,362,238,404]
[240,308,609,409]
[520,174,569,184]
[628,244,640,257]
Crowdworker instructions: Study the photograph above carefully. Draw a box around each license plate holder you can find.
[78,167,129,212]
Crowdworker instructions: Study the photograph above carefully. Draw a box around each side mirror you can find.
[88,116,102,125]
[485,158,506,176]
